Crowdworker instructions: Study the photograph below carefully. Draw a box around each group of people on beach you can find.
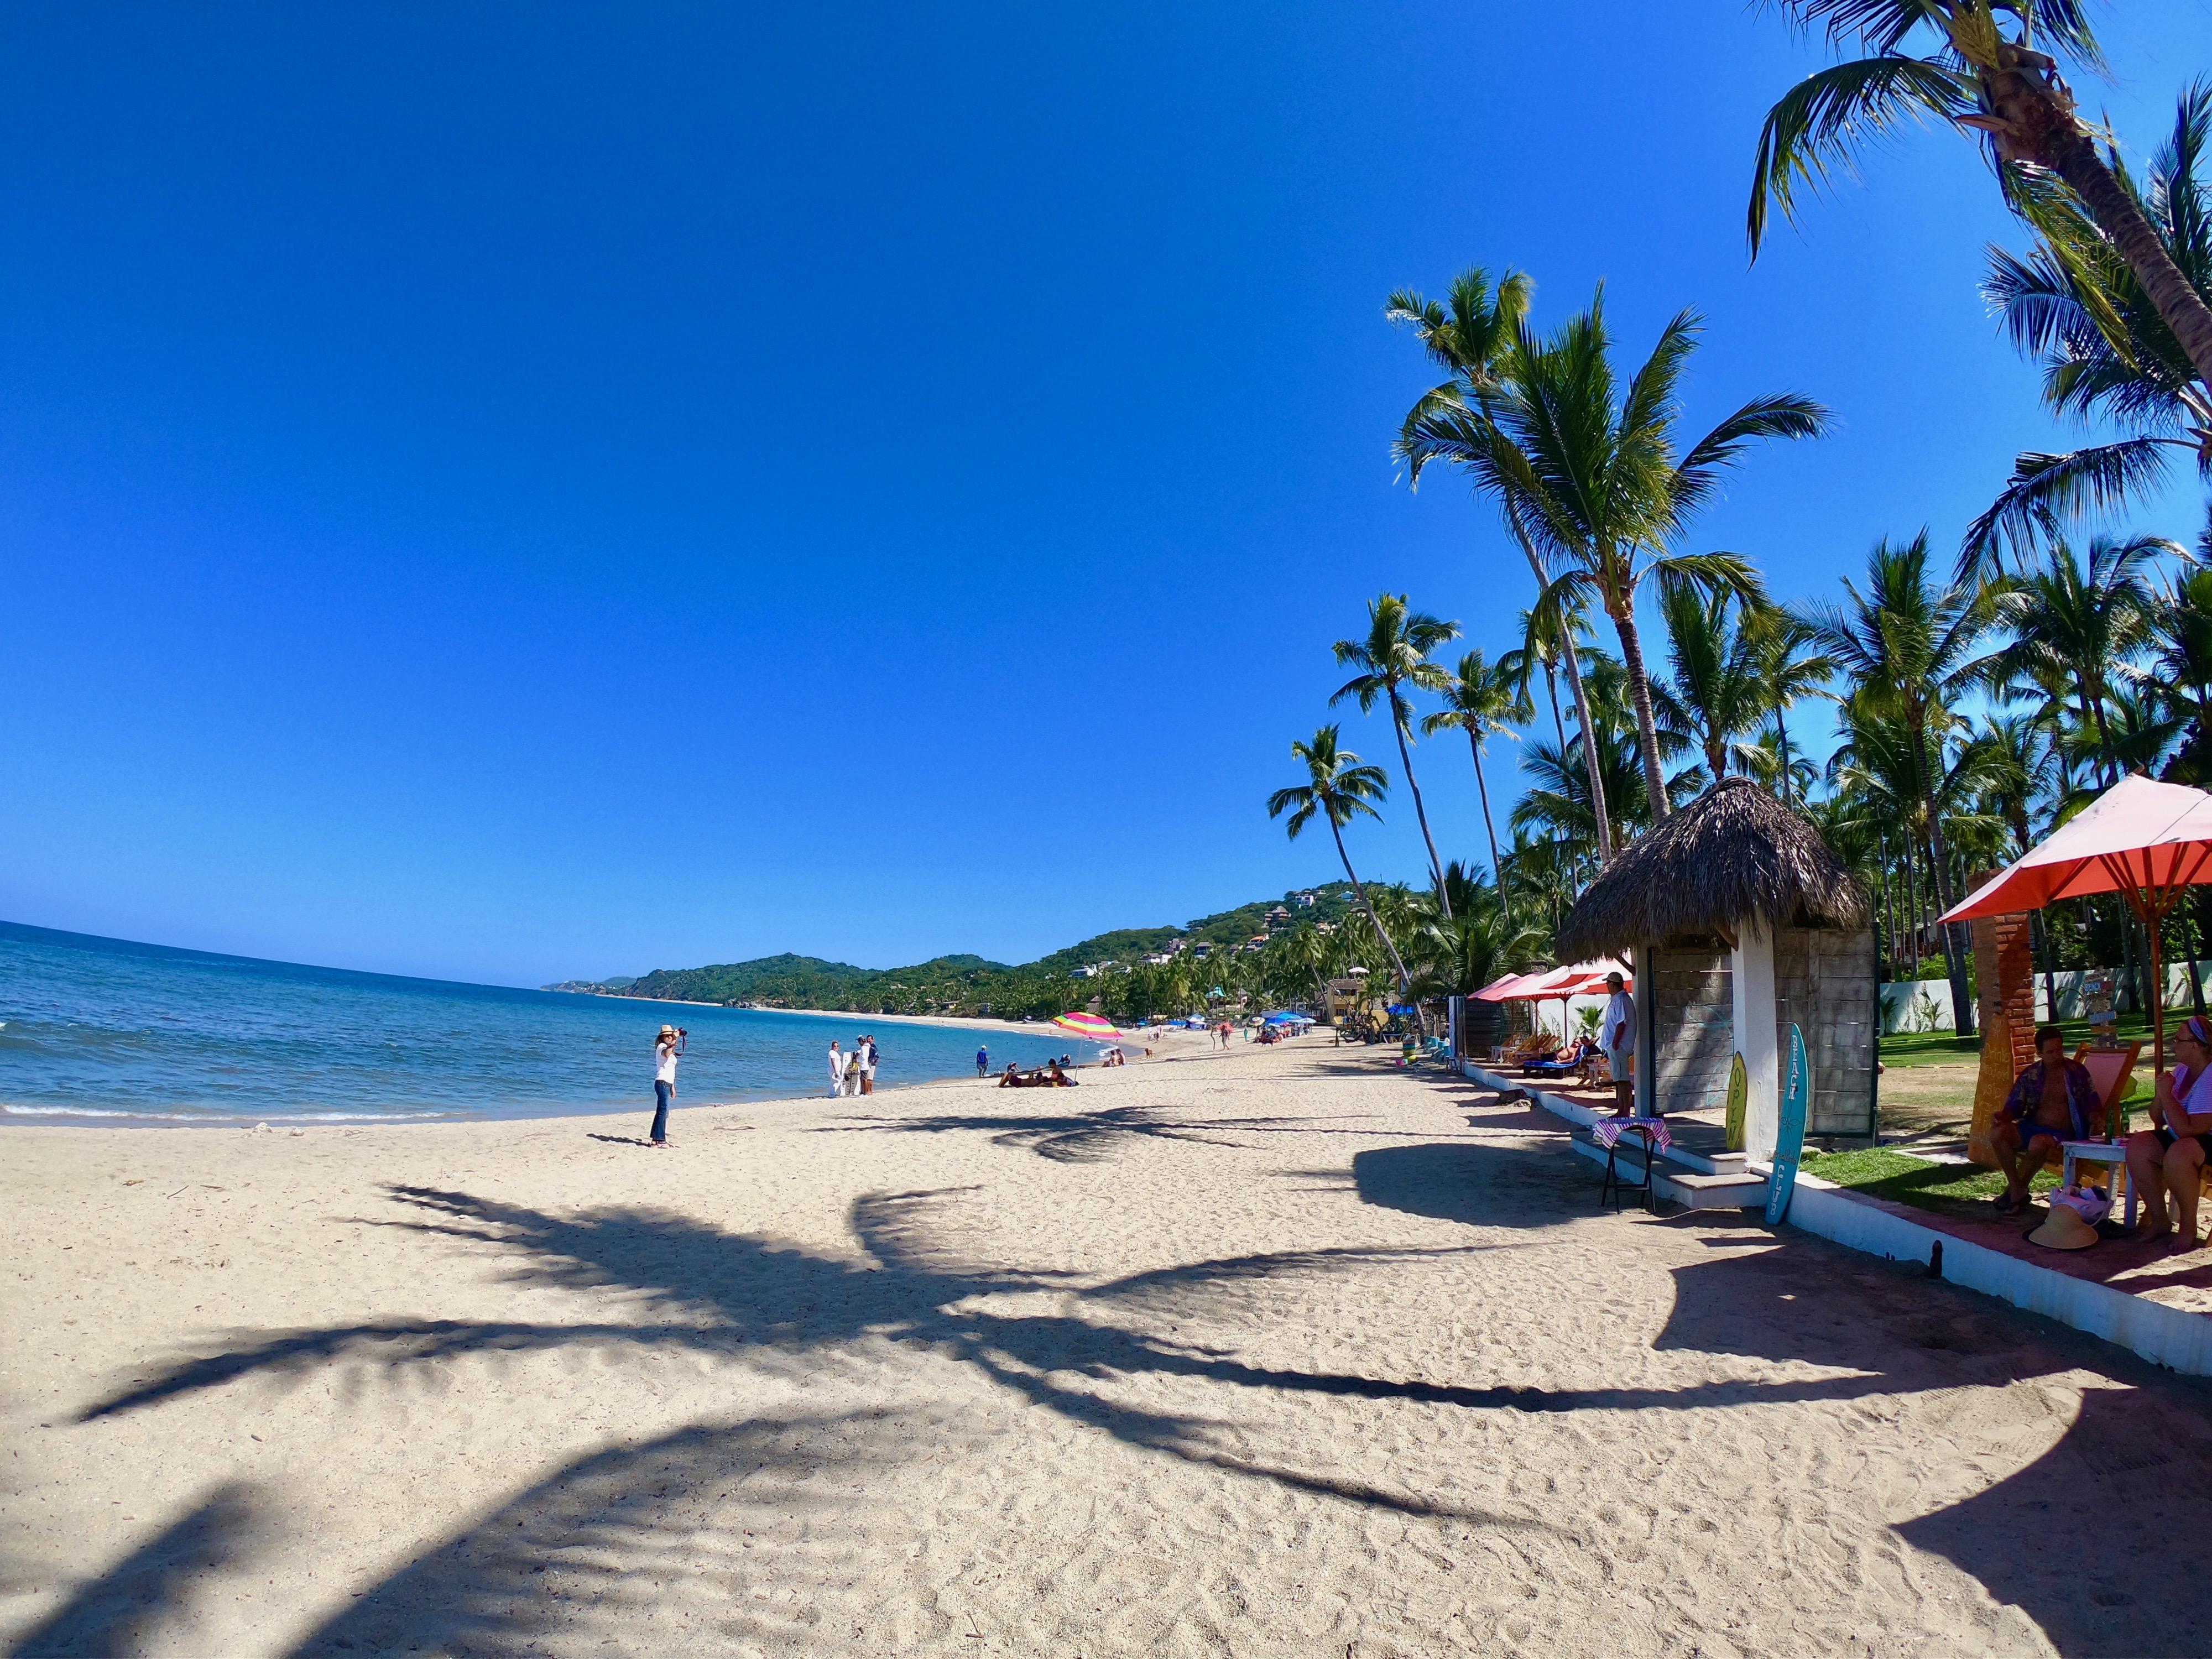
[828,1035,879,1098]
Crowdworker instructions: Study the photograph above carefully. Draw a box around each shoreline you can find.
[0,1024,1217,1131]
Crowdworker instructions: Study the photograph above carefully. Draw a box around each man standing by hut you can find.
[1603,971,1636,1118]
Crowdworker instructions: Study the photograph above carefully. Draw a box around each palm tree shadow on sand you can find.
[74,1184,1535,1522]
[820,1102,1393,1163]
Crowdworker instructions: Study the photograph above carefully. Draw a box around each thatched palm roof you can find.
[1554,778,1867,960]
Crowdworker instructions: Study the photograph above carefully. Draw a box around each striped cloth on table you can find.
[1591,1116,1671,1152]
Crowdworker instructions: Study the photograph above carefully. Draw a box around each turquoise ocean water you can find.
[0,920,1087,1126]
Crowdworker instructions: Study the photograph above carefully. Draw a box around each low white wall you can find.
[1880,962,2212,1036]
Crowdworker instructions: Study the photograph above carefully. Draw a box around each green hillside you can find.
[552,883,1365,1017]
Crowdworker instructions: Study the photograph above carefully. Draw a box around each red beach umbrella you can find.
[1944,773,2212,1081]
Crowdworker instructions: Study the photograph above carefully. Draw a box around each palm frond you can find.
[1748,54,1973,253]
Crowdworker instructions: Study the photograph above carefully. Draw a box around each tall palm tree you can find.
[1991,534,2174,787]
[1748,607,1838,807]
[1332,593,1459,914]
[1968,85,2212,575]
[1806,533,2003,1032]
[1651,585,1768,787]
[1399,290,1827,822]
[1423,649,1526,885]
[1408,865,1545,1002]
[1747,3,2212,387]
[1265,726,1411,994]
[1390,267,1616,861]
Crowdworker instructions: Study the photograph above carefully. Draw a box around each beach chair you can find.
[2074,1040,2143,1131]
[2059,1041,2142,1214]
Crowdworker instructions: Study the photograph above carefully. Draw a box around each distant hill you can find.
[572,884,1364,1016]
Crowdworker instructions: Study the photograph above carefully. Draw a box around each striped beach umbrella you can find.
[1051,1011,1124,1040]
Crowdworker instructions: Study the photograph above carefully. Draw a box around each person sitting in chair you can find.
[2125,1014,2212,1245]
[1994,1022,2103,1215]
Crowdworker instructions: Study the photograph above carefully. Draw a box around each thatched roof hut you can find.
[1554,778,1867,962]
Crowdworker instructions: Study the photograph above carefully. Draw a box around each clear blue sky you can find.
[3,3,2210,985]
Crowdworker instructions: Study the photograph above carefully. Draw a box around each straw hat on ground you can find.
[2027,1205,2099,1251]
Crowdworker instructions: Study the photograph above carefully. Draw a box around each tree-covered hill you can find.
[551,884,1364,1017]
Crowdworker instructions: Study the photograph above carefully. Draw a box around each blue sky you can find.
[3,2,2210,985]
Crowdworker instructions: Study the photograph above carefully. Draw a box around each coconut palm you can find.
[1747,607,1838,807]
[1804,533,2003,1032]
[1399,290,1826,823]
[1408,866,1545,1001]
[1990,534,2176,787]
[1967,85,2212,574]
[1651,585,1770,788]
[1422,649,1527,885]
[1331,594,1460,914]
[1747,3,2212,388]
[1265,726,1411,994]
[1390,268,1616,861]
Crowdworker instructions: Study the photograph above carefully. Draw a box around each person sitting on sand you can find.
[2125,1015,2212,1244]
[1994,1023,2103,1215]
[998,1062,1027,1088]
[1045,1060,1077,1087]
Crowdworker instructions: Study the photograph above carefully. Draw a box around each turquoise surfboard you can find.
[1765,1024,1810,1227]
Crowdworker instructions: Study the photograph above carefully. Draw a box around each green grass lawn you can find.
[1801,1146,2060,1223]
[1879,1010,2176,1070]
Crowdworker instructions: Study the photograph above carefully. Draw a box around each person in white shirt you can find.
[859,1035,878,1095]
[827,1040,844,1099]
[2126,1014,2212,1243]
[1601,972,1636,1118]
[649,1025,683,1147]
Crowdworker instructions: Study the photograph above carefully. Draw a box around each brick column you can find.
[1966,890,2037,1167]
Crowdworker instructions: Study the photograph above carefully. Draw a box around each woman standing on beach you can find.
[649,1024,683,1147]
[827,1039,844,1099]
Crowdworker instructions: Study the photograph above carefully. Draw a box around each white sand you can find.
[5,1039,2208,1656]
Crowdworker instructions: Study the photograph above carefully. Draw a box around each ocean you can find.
[0,920,1089,1126]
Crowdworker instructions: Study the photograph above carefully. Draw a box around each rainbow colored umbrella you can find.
[1051,1011,1125,1040]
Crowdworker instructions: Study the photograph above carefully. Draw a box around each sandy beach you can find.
[6,1038,2209,1657]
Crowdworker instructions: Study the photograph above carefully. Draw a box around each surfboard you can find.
[1765,1024,1811,1227]
[1724,1052,1747,1153]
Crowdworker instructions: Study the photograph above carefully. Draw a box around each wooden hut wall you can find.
[1775,926,1878,1140]
[1651,943,1733,1115]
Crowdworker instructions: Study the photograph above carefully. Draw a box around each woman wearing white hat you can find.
[649,1025,684,1147]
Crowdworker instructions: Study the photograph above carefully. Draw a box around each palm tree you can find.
[1966,85,2212,575]
[1748,607,1838,807]
[1390,268,1616,861]
[1422,649,1526,885]
[1332,594,1459,914]
[1265,726,1411,994]
[1651,585,1769,788]
[1806,533,2003,1032]
[1991,534,2175,787]
[1747,4,2212,388]
[1399,290,1826,823]
[1408,865,1545,1003]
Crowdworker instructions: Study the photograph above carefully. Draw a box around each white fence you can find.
[1879,962,2212,1035]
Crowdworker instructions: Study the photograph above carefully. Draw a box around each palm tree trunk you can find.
[1467,731,1504,884]
[1609,594,1672,821]
[1902,833,1922,975]
[1390,691,1449,918]
[1543,662,1568,757]
[1510,505,1612,860]
[1329,819,1411,994]
[1773,696,1794,806]
[2032,109,2212,387]
[1907,721,1975,1035]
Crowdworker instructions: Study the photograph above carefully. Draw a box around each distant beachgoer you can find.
[844,1039,865,1097]
[650,1024,684,1147]
[827,1039,844,1099]
[860,1034,878,1094]
[998,1062,1025,1088]
[976,1045,990,1078]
